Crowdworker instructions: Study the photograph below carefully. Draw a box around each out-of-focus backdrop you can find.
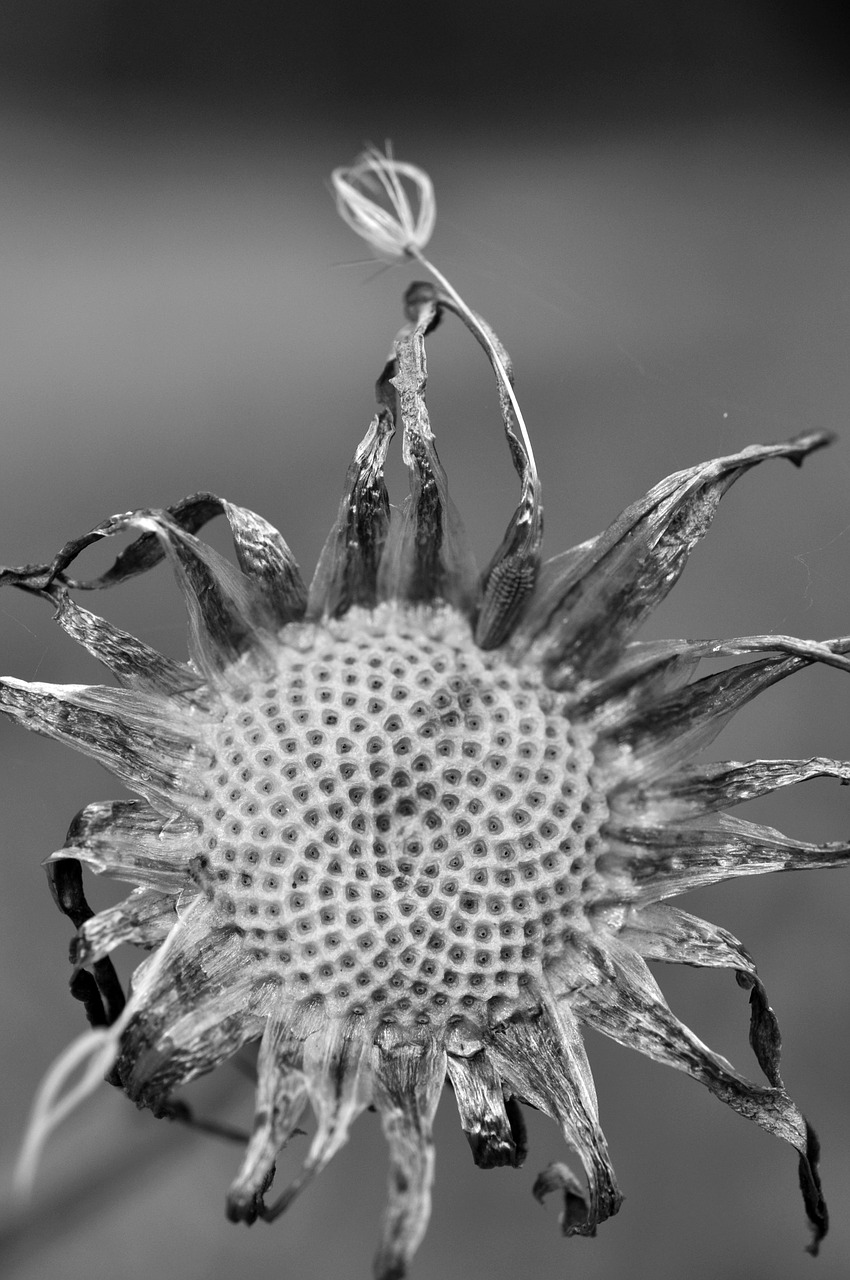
[2,5,849,1279]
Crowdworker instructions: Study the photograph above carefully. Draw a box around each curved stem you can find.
[408,246,539,488]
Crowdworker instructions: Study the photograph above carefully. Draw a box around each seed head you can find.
[332,147,436,262]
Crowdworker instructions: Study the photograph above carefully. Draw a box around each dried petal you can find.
[518,432,832,682]
[261,1017,373,1220]
[428,293,542,649]
[618,903,756,973]
[445,1048,520,1168]
[596,652,806,784]
[51,799,198,889]
[533,1161,596,1235]
[566,939,827,1251]
[52,591,203,697]
[602,811,850,902]
[488,995,622,1235]
[0,678,205,806]
[576,632,850,728]
[76,886,177,965]
[115,903,267,1110]
[132,512,272,677]
[220,499,307,628]
[308,410,395,617]
[227,1017,309,1224]
[616,756,850,821]
[377,291,478,614]
[372,1034,446,1280]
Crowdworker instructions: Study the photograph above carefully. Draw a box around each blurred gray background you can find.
[2,4,850,1279]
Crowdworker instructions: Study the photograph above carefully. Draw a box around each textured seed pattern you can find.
[191,604,608,1027]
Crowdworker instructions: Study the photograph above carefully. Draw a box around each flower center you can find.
[191,604,607,1026]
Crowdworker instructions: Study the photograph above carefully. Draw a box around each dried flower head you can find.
[2,155,849,1279]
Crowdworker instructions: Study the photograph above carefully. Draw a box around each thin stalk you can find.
[408,245,539,490]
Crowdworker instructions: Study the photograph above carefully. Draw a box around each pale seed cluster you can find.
[192,605,607,1023]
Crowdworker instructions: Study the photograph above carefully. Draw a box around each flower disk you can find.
[194,605,604,1020]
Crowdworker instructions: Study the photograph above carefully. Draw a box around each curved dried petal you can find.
[2,494,306,672]
[49,799,198,889]
[37,492,303,616]
[517,432,832,683]
[115,905,269,1110]
[533,1161,597,1236]
[227,1017,309,1224]
[566,939,826,1252]
[428,295,541,649]
[132,512,272,677]
[618,903,756,974]
[308,410,395,617]
[52,592,203,698]
[372,1034,447,1280]
[445,1048,520,1168]
[46,855,126,1028]
[575,633,850,728]
[76,886,179,965]
[616,904,790,1089]
[596,652,806,784]
[487,994,622,1235]
[602,811,850,902]
[377,293,478,615]
[261,1017,373,1221]
[219,499,307,627]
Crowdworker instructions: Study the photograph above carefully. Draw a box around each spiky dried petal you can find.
[618,903,756,973]
[52,591,203,697]
[227,1018,309,1224]
[377,292,478,614]
[426,291,542,649]
[576,633,850,729]
[51,799,197,889]
[488,995,622,1234]
[75,886,177,965]
[445,1048,520,1168]
[567,939,827,1250]
[617,756,850,821]
[261,1017,373,1220]
[308,410,395,617]
[372,1035,446,1280]
[596,653,808,784]
[603,811,850,902]
[519,432,832,683]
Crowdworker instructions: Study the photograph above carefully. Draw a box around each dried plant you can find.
[2,149,848,1278]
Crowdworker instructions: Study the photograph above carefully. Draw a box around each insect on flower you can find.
[2,148,850,1279]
